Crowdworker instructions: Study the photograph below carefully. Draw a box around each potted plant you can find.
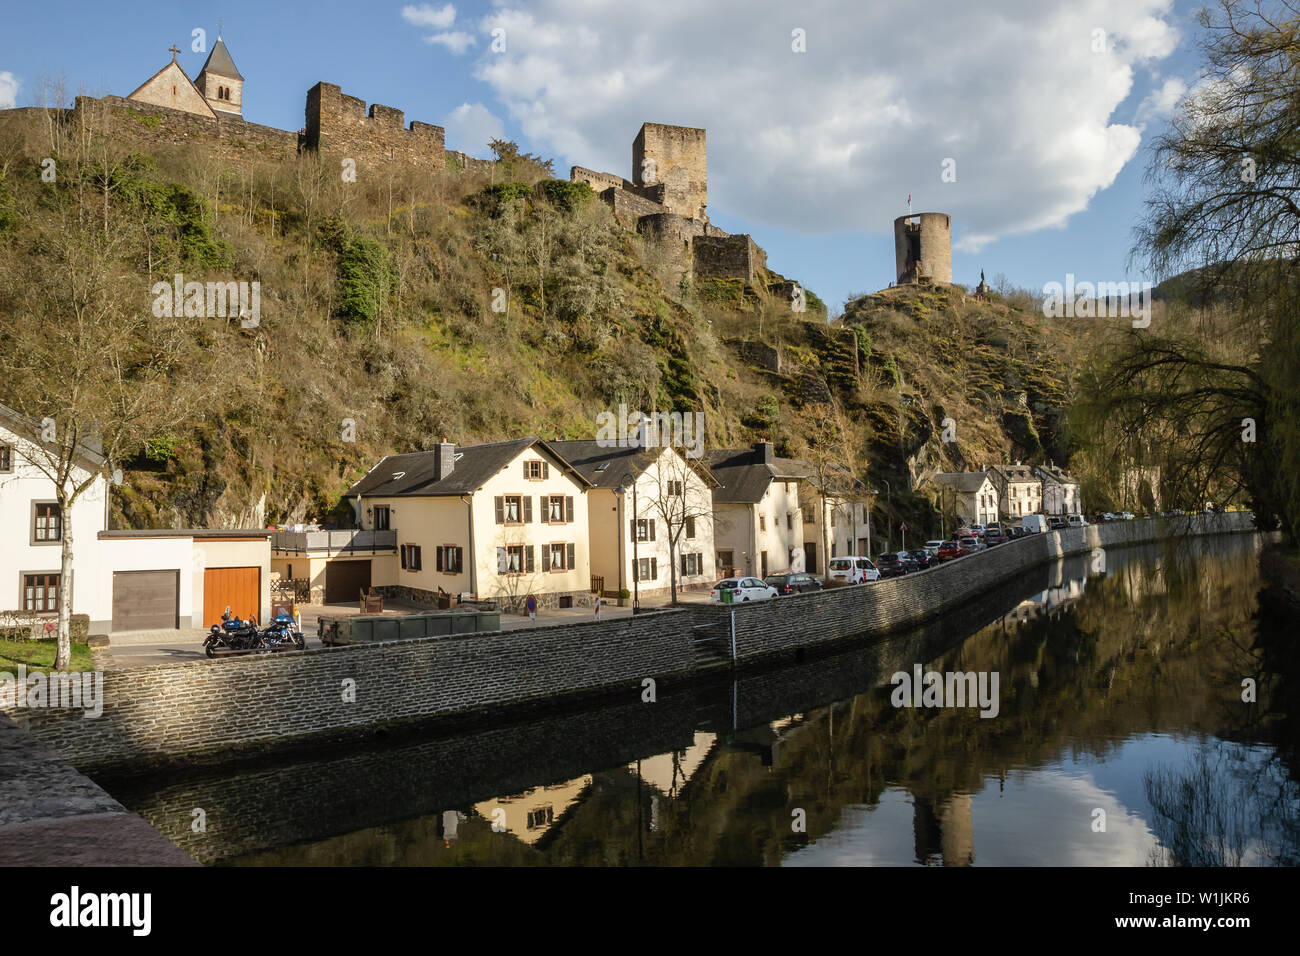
[617,588,631,607]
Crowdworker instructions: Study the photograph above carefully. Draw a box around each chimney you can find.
[432,441,455,480]
[636,414,654,449]
[754,440,773,465]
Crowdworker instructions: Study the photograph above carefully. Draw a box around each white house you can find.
[1037,463,1083,516]
[706,442,810,578]
[988,462,1043,520]
[926,470,1002,529]
[347,438,594,610]
[551,439,718,601]
[0,405,270,633]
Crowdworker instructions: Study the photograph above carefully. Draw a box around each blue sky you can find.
[0,0,1209,314]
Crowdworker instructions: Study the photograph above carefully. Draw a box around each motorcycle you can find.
[204,605,262,657]
[258,608,306,652]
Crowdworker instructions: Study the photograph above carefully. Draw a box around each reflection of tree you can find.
[1144,743,1300,867]
[1144,746,1251,866]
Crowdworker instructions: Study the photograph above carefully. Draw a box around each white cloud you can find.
[0,71,19,109]
[444,101,505,154]
[461,0,1181,249]
[425,31,476,55]
[402,3,457,30]
[1136,76,1187,124]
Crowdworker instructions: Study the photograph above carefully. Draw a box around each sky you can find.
[0,0,1210,314]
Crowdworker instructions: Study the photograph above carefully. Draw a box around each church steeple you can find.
[196,31,243,117]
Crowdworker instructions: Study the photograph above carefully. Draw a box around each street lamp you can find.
[617,476,642,614]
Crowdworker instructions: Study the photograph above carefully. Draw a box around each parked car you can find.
[1048,516,1067,530]
[1021,515,1048,534]
[984,526,1004,546]
[765,572,823,595]
[710,577,779,604]
[967,523,987,538]
[1066,513,1088,527]
[923,539,946,556]
[908,549,934,570]
[958,535,984,554]
[875,552,918,577]
[1119,511,1135,520]
[936,540,965,562]
[827,556,881,584]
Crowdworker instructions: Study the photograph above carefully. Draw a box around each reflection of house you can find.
[472,775,592,845]
[912,792,974,866]
[551,440,718,600]
[347,438,593,610]
[633,732,718,797]
[0,404,270,633]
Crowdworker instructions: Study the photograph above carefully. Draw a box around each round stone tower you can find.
[894,212,952,285]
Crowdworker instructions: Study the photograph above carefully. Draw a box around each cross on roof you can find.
[168,44,180,61]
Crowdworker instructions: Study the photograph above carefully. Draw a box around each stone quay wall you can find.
[3,513,1254,770]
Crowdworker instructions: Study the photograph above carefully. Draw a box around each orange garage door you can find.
[203,567,260,627]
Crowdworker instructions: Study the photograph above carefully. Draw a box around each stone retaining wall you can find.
[704,513,1254,662]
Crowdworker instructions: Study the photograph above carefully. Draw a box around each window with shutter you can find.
[436,546,444,572]
[686,516,695,538]
[542,461,550,479]
[567,542,575,570]
[565,496,574,523]
[401,546,408,569]
[525,545,535,573]
[650,557,657,580]
[648,519,656,542]
[523,496,533,523]
[495,496,504,524]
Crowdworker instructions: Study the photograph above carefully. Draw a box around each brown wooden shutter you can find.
[567,542,575,570]
[523,460,530,478]
[414,547,422,571]
[400,546,408,569]
[566,496,574,522]
[650,557,657,579]
[525,545,535,573]
[436,547,444,572]
[649,519,656,541]
[681,553,687,576]
[494,496,504,524]
[523,496,533,522]
[540,494,548,519]
[542,461,550,479]
[630,519,636,540]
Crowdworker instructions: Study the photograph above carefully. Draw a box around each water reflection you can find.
[94,532,1299,866]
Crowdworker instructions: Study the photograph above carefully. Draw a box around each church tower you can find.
[196,33,243,118]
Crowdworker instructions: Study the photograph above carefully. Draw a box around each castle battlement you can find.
[304,82,445,173]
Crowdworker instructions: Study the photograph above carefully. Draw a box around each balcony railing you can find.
[271,529,397,553]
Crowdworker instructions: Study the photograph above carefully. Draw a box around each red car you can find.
[936,540,965,561]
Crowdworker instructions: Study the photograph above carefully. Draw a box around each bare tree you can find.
[633,447,716,604]
[0,173,221,669]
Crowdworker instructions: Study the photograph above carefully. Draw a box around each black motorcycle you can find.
[204,606,262,657]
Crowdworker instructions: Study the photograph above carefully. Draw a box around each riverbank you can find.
[2,513,1257,772]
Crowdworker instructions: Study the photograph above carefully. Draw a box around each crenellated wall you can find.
[304,82,445,176]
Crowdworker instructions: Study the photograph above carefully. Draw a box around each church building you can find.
[126,31,243,121]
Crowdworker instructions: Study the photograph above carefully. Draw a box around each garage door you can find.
[112,570,179,632]
[203,566,260,627]
[325,560,371,604]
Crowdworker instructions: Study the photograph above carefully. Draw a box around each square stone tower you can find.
[633,123,707,221]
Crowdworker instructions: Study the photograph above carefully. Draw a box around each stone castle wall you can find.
[693,234,767,285]
[895,212,953,285]
[304,82,445,176]
[633,122,707,220]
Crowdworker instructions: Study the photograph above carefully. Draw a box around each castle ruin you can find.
[571,123,769,291]
[894,212,952,285]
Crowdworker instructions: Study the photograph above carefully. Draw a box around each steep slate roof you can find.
[198,37,243,80]
[348,438,590,498]
[705,446,810,504]
[1036,463,1077,485]
[0,402,106,470]
[550,440,719,490]
[990,463,1039,484]
[930,471,992,493]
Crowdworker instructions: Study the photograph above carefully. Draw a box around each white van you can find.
[1020,515,1048,534]
[1066,514,1089,527]
[827,556,881,584]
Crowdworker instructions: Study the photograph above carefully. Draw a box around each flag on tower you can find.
[907,194,912,215]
